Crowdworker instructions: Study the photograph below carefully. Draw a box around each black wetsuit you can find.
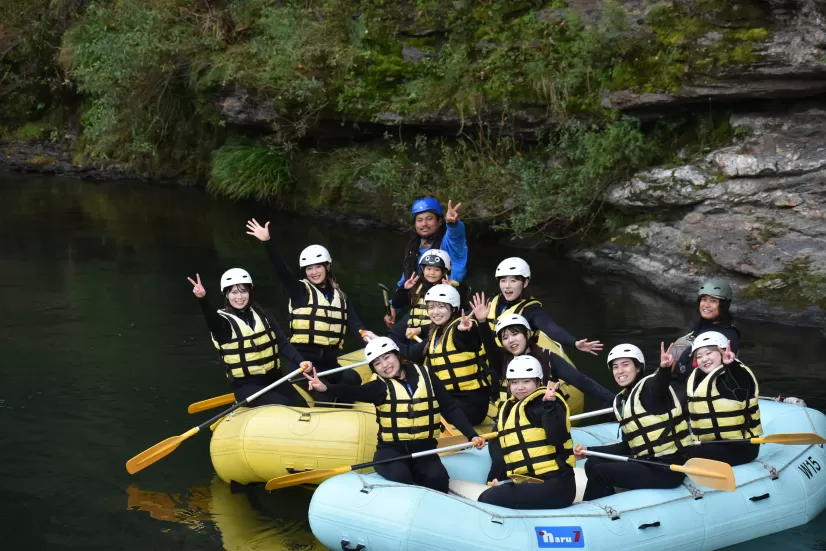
[263,239,367,386]
[198,297,308,407]
[479,397,576,510]
[479,322,615,406]
[319,366,477,493]
[672,319,741,399]
[493,297,578,349]
[400,322,491,426]
[583,367,687,501]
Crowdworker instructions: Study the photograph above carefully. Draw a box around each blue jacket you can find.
[397,221,468,286]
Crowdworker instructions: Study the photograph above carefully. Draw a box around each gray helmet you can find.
[698,278,733,301]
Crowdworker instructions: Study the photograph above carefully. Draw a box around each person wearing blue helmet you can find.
[386,198,468,327]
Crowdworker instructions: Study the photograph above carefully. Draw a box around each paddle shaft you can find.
[194,366,306,431]
[378,283,392,316]
[582,449,676,471]
[570,407,612,421]
[349,431,498,472]
[288,358,370,384]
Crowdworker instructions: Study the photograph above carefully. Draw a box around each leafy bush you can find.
[209,144,293,201]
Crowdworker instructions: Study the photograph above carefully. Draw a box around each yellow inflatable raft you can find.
[210,348,584,485]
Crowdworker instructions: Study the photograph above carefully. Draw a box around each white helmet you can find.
[495,314,531,336]
[419,249,452,272]
[495,257,531,279]
[424,284,461,308]
[221,268,253,291]
[606,344,645,370]
[299,245,332,268]
[691,331,729,355]
[506,355,544,380]
[365,337,400,364]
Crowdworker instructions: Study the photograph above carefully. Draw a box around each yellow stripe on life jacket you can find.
[426,317,489,392]
[289,279,348,349]
[497,388,575,477]
[407,284,431,329]
[614,373,691,458]
[687,361,762,441]
[374,363,442,442]
[211,308,278,380]
[486,295,542,347]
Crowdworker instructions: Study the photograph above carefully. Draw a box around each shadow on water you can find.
[1,170,824,549]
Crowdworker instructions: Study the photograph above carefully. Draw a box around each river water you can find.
[1,171,825,550]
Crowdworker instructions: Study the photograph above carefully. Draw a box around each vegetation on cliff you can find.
[0,0,771,235]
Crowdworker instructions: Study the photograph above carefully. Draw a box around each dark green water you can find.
[1,171,825,550]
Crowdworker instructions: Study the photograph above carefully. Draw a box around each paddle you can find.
[579,449,736,492]
[378,283,392,316]
[694,432,826,446]
[126,366,306,475]
[186,358,372,414]
[265,431,498,491]
[487,473,543,486]
[188,393,235,414]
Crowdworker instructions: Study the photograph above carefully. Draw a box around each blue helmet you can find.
[411,197,443,218]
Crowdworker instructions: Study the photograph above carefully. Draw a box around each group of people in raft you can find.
[187,197,761,510]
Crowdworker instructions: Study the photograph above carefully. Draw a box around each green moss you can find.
[24,155,57,166]
[208,144,293,201]
[742,260,826,310]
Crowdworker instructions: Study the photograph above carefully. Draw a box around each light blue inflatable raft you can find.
[309,399,826,550]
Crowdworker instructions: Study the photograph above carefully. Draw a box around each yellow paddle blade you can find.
[188,394,235,414]
[755,432,826,445]
[125,427,199,474]
[265,465,352,491]
[674,458,736,492]
[511,473,544,484]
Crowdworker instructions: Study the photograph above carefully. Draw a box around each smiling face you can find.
[371,352,402,379]
[414,212,442,239]
[226,285,250,310]
[500,327,528,355]
[426,301,453,326]
[304,263,328,285]
[422,265,445,284]
[611,358,638,388]
[498,276,527,302]
[699,295,721,320]
[694,346,723,373]
[509,378,540,400]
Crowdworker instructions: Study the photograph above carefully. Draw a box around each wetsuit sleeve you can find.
[639,365,676,413]
[397,340,427,363]
[443,220,468,283]
[550,353,614,406]
[263,240,305,302]
[479,322,503,379]
[523,304,577,348]
[486,438,507,482]
[269,316,305,367]
[392,286,410,309]
[452,321,483,352]
[346,299,368,340]
[431,374,477,439]
[588,440,631,455]
[319,380,386,405]
[198,296,232,343]
[539,400,573,451]
[721,360,758,402]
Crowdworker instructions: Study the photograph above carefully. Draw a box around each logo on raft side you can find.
[535,526,584,548]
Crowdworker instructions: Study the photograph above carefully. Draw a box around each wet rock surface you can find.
[576,108,826,326]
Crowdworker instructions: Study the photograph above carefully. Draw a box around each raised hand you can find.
[383,309,397,329]
[403,274,420,290]
[660,341,675,369]
[472,435,487,450]
[445,200,462,224]
[245,218,271,242]
[469,292,490,321]
[722,340,736,364]
[575,339,603,356]
[187,273,206,298]
[457,309,473,331]
[302,366,328,393]
[543,380,562,401]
